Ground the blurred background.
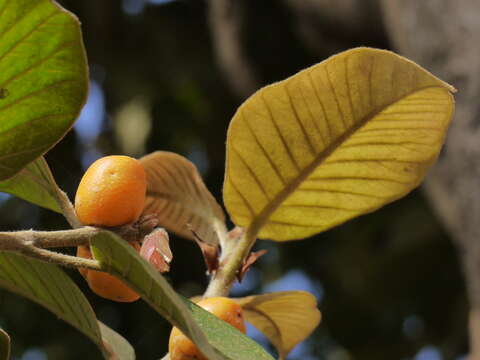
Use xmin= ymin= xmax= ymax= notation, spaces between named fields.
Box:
xmin=0 ymin=0 xmax=476 ymax=359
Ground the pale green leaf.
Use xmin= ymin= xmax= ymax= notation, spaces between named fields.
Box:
xmin=0 ymin=0 xmax=88 ymax=180
xmin=98 ymin=321 xmax=135 ymax=360
xmin=0 ymin=328 xmax=10 ymax=360
xmin=0 ymin=252 xmax=131 ymax=359
xmin=90 ymin=231 xmax=274 ymax=360
xmin=224 ymin=47 xmax=455 ymax=241
xmin=141 ymin=151 xmax=227 ymax=245
xmin=235 ymin=291 xmax=321 ymax=359
xmin=0 ymin=157 xmax=61 ymax=212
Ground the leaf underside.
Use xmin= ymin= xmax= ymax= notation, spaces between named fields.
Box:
xmin=224 ymin=47 xmax=455 ymax=241
xmin=0 ymin=0 xmax=88 ymax=180
xmin=0 ymin=251 xmax=128 ymax=359
xmin=0 ymin=156 xmax=61 ymax=212
xmin=98 ymin=321 xmax=135 ymax=360
xmin=235 ymin=291 xmax=321 ymax=358
xmin=141 ymin=151 xmax=226 ymax=245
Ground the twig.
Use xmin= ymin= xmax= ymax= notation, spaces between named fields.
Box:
xmin=45 ymin=162 xmax=82 ymax=229
xmin=204 ymin=228 xmax=256 ymax=297
xmin=0 ymin=227 xmax=102 ymax=271
xmin=0 ymin=227 xmax=100 ymax=248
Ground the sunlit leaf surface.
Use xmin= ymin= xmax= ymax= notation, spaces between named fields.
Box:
xmin=91 ymin=231 xmax=274 ymax=360
xmin=0 ymin=0 xmax=88 ymax=180
xmin=0 ymin=252 xmax=131 ymax=359
xmin=224 ymin=47 xmax=455 ymax=240
xmin=0 ymin=157 xmax=61 ymax=212
xmin=236 ymin=291 xmax=321 ymax=359
xmin=141 ymin=151 xmax=226 ymax=245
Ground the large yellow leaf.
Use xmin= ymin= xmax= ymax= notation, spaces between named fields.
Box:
xmin=141 ymin=151 xmax=227 ymax=245
xmin=235 ymin=291 xmax=321 ymax=359
xmin=224 ymin=47 xmax=455 ymax=241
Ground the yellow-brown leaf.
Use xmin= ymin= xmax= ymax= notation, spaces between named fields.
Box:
xmin=235 ymin=291 xmax=321 ymax=359
xmin=224 ymin=47 xmax=455 ymax=241
xmin=141 ymin=151 xmax=226 ymax=245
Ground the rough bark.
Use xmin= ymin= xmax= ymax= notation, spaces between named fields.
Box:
xmin=381 ymin=0 xmax=480 ymax=357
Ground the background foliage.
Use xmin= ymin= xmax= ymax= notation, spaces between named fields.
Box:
xmin=0 ymin=1 xmax=467 ymax=359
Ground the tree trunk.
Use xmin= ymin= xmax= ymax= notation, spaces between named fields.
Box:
xmin=381 ymin=0 xmax=480 ymax=357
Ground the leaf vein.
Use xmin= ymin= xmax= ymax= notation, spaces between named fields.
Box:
xmin=232 ymin=145 xmax=270 ymax=201
xmin=308 ymin=175 xmax=414 ymax=185
xmin=325 ymin=63 xmax=346 ymax=129
xmin=345 ymin=54 xmax=356 ymax=120
xmin=261 ymin=91 xmax=300 ymax=172
xmin=229 ymin=178 xmax=256 ymax=217
xmin=0 ymin=1 xmax=43 ymax=42
xmin=0 ymin=40 xmax=76 ymax=89
xmin=0 ymin=10 xmax=59 ymax=64
xmin=242 ymin=109 xmax=286 ymax=185
xmin=297 ymin=78 xmax=326 ymax=147
xmin=0 ymin=79 xmax=76 ymax=113
xmin=284 ymin=82 xmax=316 ymax=155
xmin=298 ymin=187 xmax=387 ymax=199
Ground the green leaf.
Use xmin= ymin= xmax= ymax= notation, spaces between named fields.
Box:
xmin=235 ymin=291 xmax=321 ymax=359
xmin=0 ymin=252 xmax=132 ymax=359
xmin=224 ymin=47 xmax=455 ymax=241
xmin=0 ymin=328 xmax=10 ymax=360
xmin=98 ymin=321 xmax=135 ymax=360
xmin=0 ymin=157 xmax=61 ymax=212
xmin=0 ymin=0 xmax=88 ymax=180
xmin=90 ymin=231 xmax=274 ymax=360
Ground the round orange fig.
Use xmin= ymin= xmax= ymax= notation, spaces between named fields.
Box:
xmin=75 ymin=155 xmax=147 ymax=227
xmin=76 ymin=242 xmax=141 ymax=303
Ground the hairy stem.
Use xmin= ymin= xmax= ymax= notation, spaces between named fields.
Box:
xmin=20 ymin=246 xmax=101 ymax=270
xmin=0 ymin=227 xmax=102 ymax=271
xmin=204 ymin=227 xmax=256 ymax=297
xmin=56 ymin=189 xmax=82 ymax=229
xmin=41 ymin=156 xmax=82 ymax=229
xmin=0 ymin=227 xmax=100 ymax=248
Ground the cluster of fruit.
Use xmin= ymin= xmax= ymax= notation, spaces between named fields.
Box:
xmin=74 ymin=155 xmax=246 ymax=359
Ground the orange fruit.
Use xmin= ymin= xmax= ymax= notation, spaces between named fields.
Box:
xmin=76 ymin=242 xmax=141 ymax=303
xmin=75 ymin=155 xmax=147 ymax=227
xmin=169 ymin=297 xmax=246 ymax=360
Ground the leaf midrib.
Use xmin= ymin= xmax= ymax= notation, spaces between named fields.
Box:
xmin=246 ymin=85 xmax=449 ymax=238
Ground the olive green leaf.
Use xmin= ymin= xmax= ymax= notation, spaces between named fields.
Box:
xmin=0 ymin=157 xmax=62 ymax=212
xmin=224 ymin=47 xmax=455 ymax=241
xmin=0 ymin=252 xmax=133 ymax=359
xmin=141 ymin=151 xmax=227 ymax=245
xmin=0 ymin=0 xmax=88 ymax=180
xmin=235 ymin=291 xmax=321 ymax=359
xmin=90 ymin=230 xmax=274 ymax=360
xmin=0 ymin=328 xmax=10 ymax=360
